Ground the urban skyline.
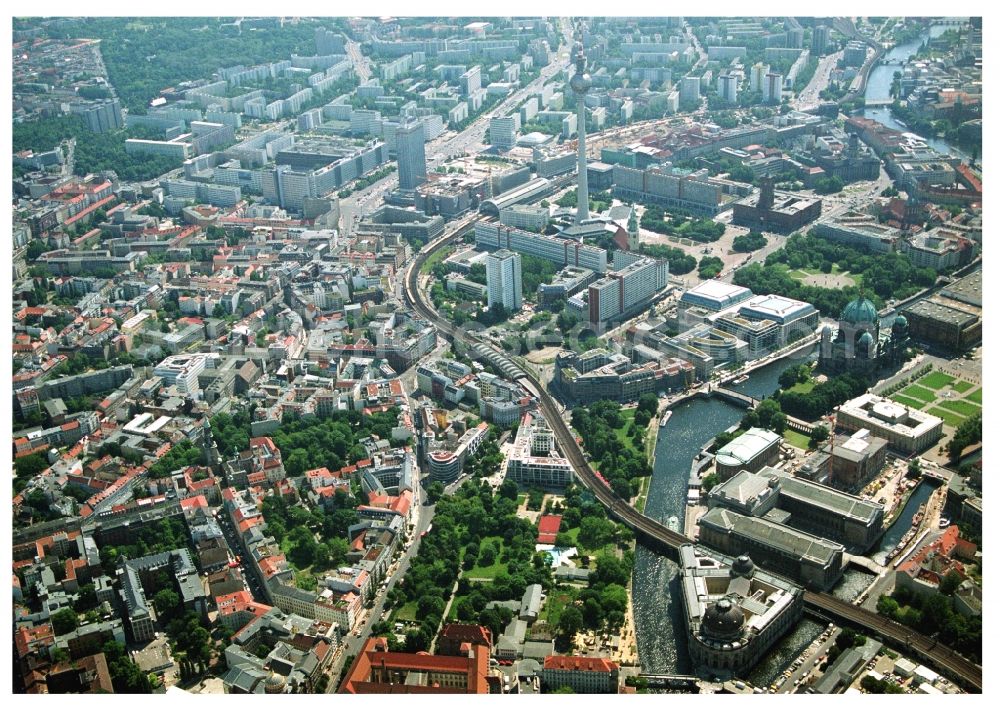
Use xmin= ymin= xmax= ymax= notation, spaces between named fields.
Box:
xmin=9 ymin=12 xmax=984 ymax=699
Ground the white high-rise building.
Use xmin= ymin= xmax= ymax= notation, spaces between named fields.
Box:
xmin=486 ymin=249 xmax=523 ymax=312
xmin=750 ymin=63 xmax=771 ymax=94
xmin=587 ymin=251 xmax=669 ymax=325
xmin=680 ymin=75 xmax=701 ymax=104
xmin=489 ymin=115 xmax=520 ymax=151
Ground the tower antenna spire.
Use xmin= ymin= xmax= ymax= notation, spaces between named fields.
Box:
xmin=569 ymin=21 xmax=592 ymax=225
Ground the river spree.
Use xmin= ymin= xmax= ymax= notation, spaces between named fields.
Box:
xmin=863 ymin=22 xmax=972 ymax=162
xmin=631 ymin=353 xmax=811 ymax=675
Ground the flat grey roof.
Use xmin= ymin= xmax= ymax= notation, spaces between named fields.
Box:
xmin=701 ymin=507 xmax=843 ymax=566
xmin=762 ymin=467 xmax=883 ymax=524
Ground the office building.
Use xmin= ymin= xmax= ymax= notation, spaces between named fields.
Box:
xmin=680 ymin=75 xmax=701 ymax=104
xmin=490 ymin=115 xmax=521 ymax=151
xmin=763 ymin=72 xmax=784 ymax=104
xmin=499 ymin=204 xmax=549 ymax=231
xmin=679 ymin=544 xmax=803 ymax=678
xmin=843 ymin=40 xmax=867 ymax=68
xmin=750 ymin=63 xmax=770 ymax=94
xmin=680 ymin=280 xmax=753 ymax=313
xmin=485 ymin=249 xmax=523 ymax=312
xmin=396 ymin=120 xmax=427 ymax=192
xmin=586 ymin=252 xmax=669 ymax=326
xmin=902 ymin=270 xmax=982 ymax=352
xmin=504 ymin=413 xmax=575 ymax=489
xmin=554 ymin=349 xmax=694 ymax=404
xmin=730 ymin=294 xmax=819 ymax=346
xmin=475 ymin=220 xmax=607 ymax=273
xmin=717 ymin=73 xmax=739 ymax=104
xmin=70 ymin=98 xmax=124 ymax=133
xmin=812 ymin=25 xmax=830 ymax=55
xmin=427 ymin=422 xmax=489 ymax=482
xmin=732 ymin=178 xmax=821 ymax=232
xmin=153 ymin=353 xmax=217 ymax=396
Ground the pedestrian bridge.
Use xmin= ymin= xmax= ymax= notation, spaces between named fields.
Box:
xmin=865 ymin=98 xmax=894 ymax=107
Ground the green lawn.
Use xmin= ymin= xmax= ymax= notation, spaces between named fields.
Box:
xmin=614 ymin=408 xmax=636 ymax=442
xmin=393 ymin=601 xmax=418 ymax=622
xmin=783 ymin=429 xmax=812 ymax=450
xmin=539 ymin=589 xmax=576 ymax=626
xmin=927 ymin=407 xmax=966 ymax=428
xmin=967 ymin=388 xmax=982 ymax=404
xmin=951 ymin=380 xmax=975 ymax=394
xmin=898 ymin=384 xmax=937 ymax=405
xmin=938 ymin=400 xmax=981 ymax=418
xmin=462 ymin=537 xmax=511 ymax=580
xmin=919 ymin=371 xmax=955 ymax=390
xmin=421 ymin=244 xmax=452 ymax=275
xmin=788 ymin=264 xmax=859 ymax=285
xmin=892 ymin=394 xmax=927 ymax=411
xmin=786 ymin=380 xmax=816 ymax=395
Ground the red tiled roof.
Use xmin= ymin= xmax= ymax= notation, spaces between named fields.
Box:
xmin=543 ymin=655 xmax=618 ymax=673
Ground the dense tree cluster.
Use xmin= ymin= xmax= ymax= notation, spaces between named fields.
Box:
xmin=947 ymin=412 xmax=982 ymax=461
xmin=102 ymin=638 xmax=155 ymax=693
xmin=731 ymin=231 xmax=767 ymax=254
xmin=635 ymin=244 xmax=697 ymax=275
xmin=383 ymin=479 xmax=548 ymax=652
xmin=571 ymin=401 xmax=651 ymax=499
xmin=148 ymin=440 xmax=205 ymax=479
xmin=698 ymin=255 xmax=724 ymax=279
xmin=735 ymin=261 xmax=856 ymax=318
xmin=259 ymin=495 xmax=351 ymax=572
xmin=98 ymin=516 xmax=189 ymax=568
xmin=768 ymin=233 xmax=940 ymax=303
xmin=740 ymin=398 xmax=787 ymax=434
xmin=877 ymin=586 xmax=981 ymax=662
xmin=42 ymin=18 xmax=324 ymax=111
xmin=13 ymin=115 xmax=182 ymax=181
xmin=640 ymin=206 xmax=726 ymax=243
xmin=777 ymin=371 xmax=869 ymax=421
xmin=555 ymin=189 xmax=614 ymax=213
xmin=813 ymin=175 xmax=846 ymax=195
xmin=15 ymin=453 xmax=49 ymax=479
xmin=211 ymin=407 xmax=399 ymax=476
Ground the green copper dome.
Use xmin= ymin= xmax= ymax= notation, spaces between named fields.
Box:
xmin=858 ymin=331 xmax=874 ymax=347
xmin=841 ymin=296 xmax=878 ymax=325
xmin=894 ymin=314 xmax=909 ymax=328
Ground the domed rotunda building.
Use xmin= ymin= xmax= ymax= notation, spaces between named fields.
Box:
xmin=819 ymin=293 xmax=909 ymax=376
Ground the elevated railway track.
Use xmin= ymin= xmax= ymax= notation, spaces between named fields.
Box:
xmin=402 ymin=217 xmax=982 ymax=693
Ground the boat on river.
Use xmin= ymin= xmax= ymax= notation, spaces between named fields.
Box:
xmin=660 ymin=410 xmax=673 ymax=427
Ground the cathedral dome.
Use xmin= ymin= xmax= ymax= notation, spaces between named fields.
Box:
xmin=701 ymin=598 xmax=745 ymax=641
xmin=841 ymin=297 xmax=878 ymax=325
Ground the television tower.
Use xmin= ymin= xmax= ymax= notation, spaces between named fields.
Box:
xmin=569 ymin=25 xmax=592 ymax=225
